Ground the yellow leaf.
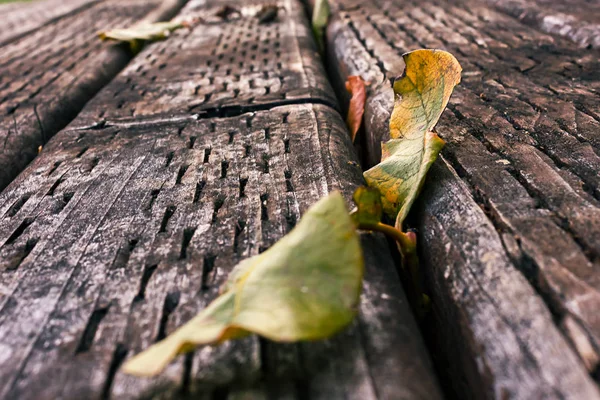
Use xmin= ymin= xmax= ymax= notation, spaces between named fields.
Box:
xmin=98 ymin=21 xmax=185 ymax=52
xmin=122 ymin=192 xmax=363 ymax=376
xmin=364 ymin=49 xmax=461 ymax=229
xmin=350 ymin=186 xmax=383 ymax=226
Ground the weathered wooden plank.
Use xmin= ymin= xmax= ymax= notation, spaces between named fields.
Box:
xmin=414 ymin=159 xmax=600 ymax=399
xmin=0 ymin=0 xmax=186 ymax=192
xmin=0 ymin=0 xmax=443 ymax=398
xmin=325 ymin=0 xmax=600 ymax=398
xmin=70 ymin=0 xmax=338 ymax=129
xmin=484 ymin=0 xmax=600 ymax=49
xmin=0 ymin=0 xmax=99 ymax=47
xmin=0 ymin=104 xmax=442 ymax=399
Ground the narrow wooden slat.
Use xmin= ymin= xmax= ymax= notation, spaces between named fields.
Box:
xmin=0 ymin=0 xmax=99 ymax=47
xmin=484 ymin=0 xmax=600 ymax=49
xmin=325 ymin=0 xmax=600 ymax=398
xmin=0 ymin=0 xmax=186 ymax=192
xmin=70 ymin=0 xmax=338 ymax=129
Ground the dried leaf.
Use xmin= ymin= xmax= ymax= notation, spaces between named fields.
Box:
xmin=312 ymin=0 xmax=329 ymax=52
xmin=98 ymin=21 xmax=185 ymax=51
xmin=215 ymin=5 xmax=240 ymax=20
xmin=345 ymin=76 xmax=367 ymax=142
xmin=123 ymin=192 xmax=363 ymax=377
xmin=351 ymin=186 xmax=383 ymax=226
xmin=364 ymin=49 xmax=461 ymax=229
xmin=257 ymin=4 xmax=279 ymax=24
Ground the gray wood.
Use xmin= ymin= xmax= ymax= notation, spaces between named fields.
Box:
xmin=0 ymin=0 xmax=99 ymax=47
xmin=484 ymin=0 xmax=600 ymax=49
xmin=0 ymin=0 xmax=187 ymax=192
xmin=0 ymin=106 xmax=442 ymax=400
xmin=70 ymin=0 xmax=338 ymax=129
xmin=0 ymin=0 xmax=443 ymax=398
xmin=325 ymin=0 xmax=600 ymax=398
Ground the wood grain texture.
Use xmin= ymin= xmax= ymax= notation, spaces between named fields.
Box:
xmin=0 ymin=0 xmax=99 ymax=47
xmin=0 ymin=0 xmax=186 ymax=192
xmin=70 ymin=0 xmax=338 ymax=129
xmin=484 ymin=0 xmax=600 ymax=49
xmin=0 ymin=0 xmax=443 ymax=398
xmin=0 ymin=105 xmax=441 ymax=400
xmin=324 ymin=0 xmax=600 ymax=398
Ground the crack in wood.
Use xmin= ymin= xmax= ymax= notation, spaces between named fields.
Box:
xmin=4 ymin=217 xmax=34 ymax=246
xmin=156 ymin=291 xmax=181 ymax=342
xmin=159 ymin=205 xmax=177 ymax=233
xmin=75 ymin=306 xmax=110 ymax=354
xmin=201 ymin=255 xmax=218 ymax=291
xmin=180 ymin=227 xmax=197 ymax=260
xmin=176 ymin=164 xmax=189 ymax=185
xmin=5 ymin=193 xmax=30 ymax=218
xmin=133 ymin=264 xmax=158 ymax=303
xmin=100 ymin=343 xmax=128 ymax=400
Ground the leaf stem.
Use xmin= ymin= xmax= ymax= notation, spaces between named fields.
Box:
xmin=356 ymin=222 xmax=413 ymax=252
xmin=357 ymin=221 xmax=428 ymax=318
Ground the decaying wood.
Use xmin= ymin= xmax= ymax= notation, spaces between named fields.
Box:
xmin=0 ymin=0 xmax=443 ymax=398
xmin=0 ymin=0 xmax=97 ymax=47
xmin=484 ymin=0 xmax=600 ymax=49
xmin=0 ymin=0 xmax=186 ymax=192
xmin=325 ymin=0 xmax=600 ymax=398
xmin=70 ymin=0 xmax=338 ymax=129
xmin=0 ymin=103 xmax=441 ymax=400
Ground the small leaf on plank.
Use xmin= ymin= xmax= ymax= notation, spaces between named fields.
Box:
xmin=98 ymin=21 xmax=186 ymax=51
xmin=364 ymin=49 xmax=462 ymax=229
xmin=122 ymin=192 xmax=363 ymax=377
xmin=345 ymin=76 xmax=367 ymax=143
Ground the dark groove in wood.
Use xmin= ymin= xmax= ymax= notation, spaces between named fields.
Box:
xmin=76 ymin=306 xmax=110 ymax=354
xmin=133 ymin=264 xmax=158 ymax=303
xmin=156 ymin=291 xmax=180 ymax=342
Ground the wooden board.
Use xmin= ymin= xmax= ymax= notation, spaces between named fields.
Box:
xmin=0 ymin=0 xmax=185 ymax=192
xmin=0 ymin=0 xmax=443 ymax=398
xmin=0 ymin=106 xmax=442 ymax=400
xmin=325 ymin=0 xmax=600 ymax=398
xmin=0 ymin=0 xmax=99 ymax=47
xmin=484 ymin=0 xmax=600 ymax=49
xmin=70 ymin=0 xmax=338 ymax=129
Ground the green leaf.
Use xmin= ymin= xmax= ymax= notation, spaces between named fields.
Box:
xmin=351 ymin=186 xmax=383 ymax=226
xmin=98 ymin=21 xmax=185 ymax=51
xmin=312 ymin=0 xmax=330 ymax=52
xmin=123 ymin=191 xmax=363 ymax=377
xmin=363 ymin=49 xmax=461 ymax=229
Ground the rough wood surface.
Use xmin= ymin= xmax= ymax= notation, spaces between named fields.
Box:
xmin=325 ymin=0 xmax=600 ymax=398
xmin=71 ymin=0 xmax=338 ymax=128
xmin=0 ymin=0 xmax=98 ymax=47
xmin=0 ymin=0 xmax=186 ymax=192
xmin=0 ymin=0 xmax=443 ymax=398
xmin=484 ymin=0 xmax=600 ymax=49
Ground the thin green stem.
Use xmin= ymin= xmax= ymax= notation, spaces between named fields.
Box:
xmin=358 ymin=222 xmax=410 ymax=244
xmin=357 ymin=222 xmax=414 ymax=252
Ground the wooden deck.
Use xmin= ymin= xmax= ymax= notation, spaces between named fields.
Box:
xmin=0 ymin=0 xmax=599 ymax=398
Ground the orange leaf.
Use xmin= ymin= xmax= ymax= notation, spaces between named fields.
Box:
xmin=345 ymin=76 xmax=366 ymax=143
